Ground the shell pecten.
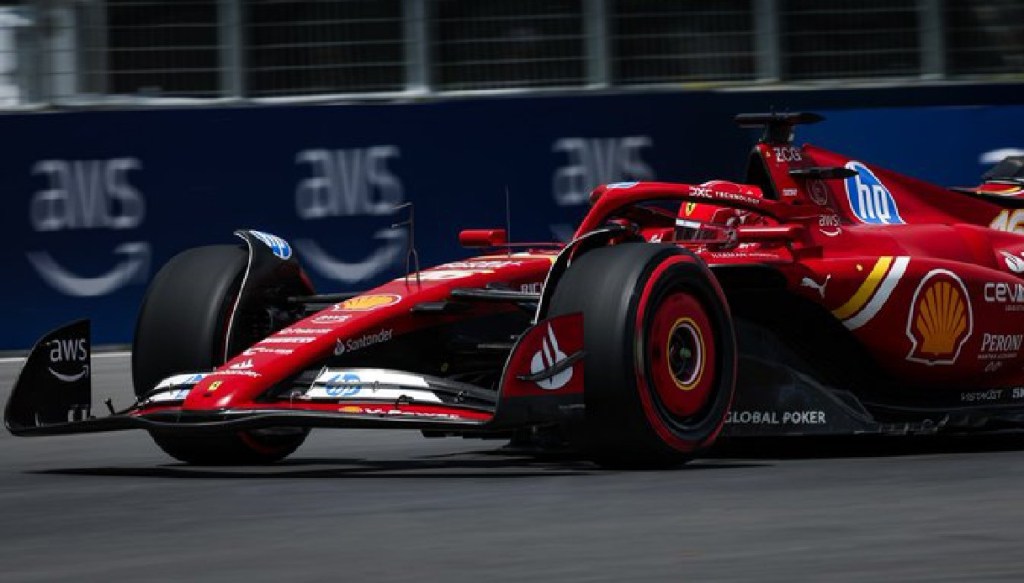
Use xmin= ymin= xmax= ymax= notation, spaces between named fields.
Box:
xmin=914 ymin=280 xmax=967 ymax=356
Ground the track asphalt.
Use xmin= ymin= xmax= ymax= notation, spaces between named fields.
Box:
xmin=3 ymin=356 xmax=1024 ymax=581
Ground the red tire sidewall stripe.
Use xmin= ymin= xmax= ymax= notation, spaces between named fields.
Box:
xmin=238 ymin=430 xmax=290 ymax=456
xmin=634 ymin=253 xmax=727 ymax=453
xmin=646 ymin=294 xmax=717 ymax=417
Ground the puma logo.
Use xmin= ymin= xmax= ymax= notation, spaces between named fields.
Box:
xmin=800 ymin=274 xmax=831 ymax=298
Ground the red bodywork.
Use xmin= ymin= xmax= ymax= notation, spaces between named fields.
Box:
xmin=11 ymin=113 xmax=1024 ymax=441
xmin=582 ymin=142 xmax=1024 ymax=390
xmin=141 ymin=134 xmax=1024 ymax=423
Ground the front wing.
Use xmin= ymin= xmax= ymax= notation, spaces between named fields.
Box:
xmin=5 ymin=317 xmax=586 ymax=438
xmin=12 ymin=318 xmax=1024 ymax=443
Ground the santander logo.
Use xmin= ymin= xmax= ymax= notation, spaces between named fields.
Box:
xmin=529 ymin=325 xmax=572 ymax=390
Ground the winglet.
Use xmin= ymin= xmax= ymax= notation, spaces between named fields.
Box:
xmin=5 ymin=320 xmax=92 ymax=434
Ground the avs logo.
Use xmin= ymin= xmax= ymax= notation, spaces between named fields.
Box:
xmin=249 ymin=231 xmax=292 ymax=260
xmin=27 ymin=158 xmax=150 ymax=297
xmin=550 ymin=136 xmax=654 ymax=241
xmin=906 ymin=269 xmax=972 ymax=365
xmin=46 ymin=337 xmax=89 ymax=382
xmin=530 ymin=325 xmax=572 ymax=390
xmin=293 ymin=146 xmax=407 ymax=284
xmin=844 ymin=161 xmax=904 ymax=225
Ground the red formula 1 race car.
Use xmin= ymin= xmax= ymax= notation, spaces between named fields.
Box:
xmin=9 ymin=112 xmax=1024 ymax=468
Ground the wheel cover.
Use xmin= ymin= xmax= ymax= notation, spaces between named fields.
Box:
xmin=646 ymin=292 xmax=716 ymax=418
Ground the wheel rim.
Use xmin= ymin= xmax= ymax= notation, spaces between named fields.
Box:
xmin=646 ymin=292 xmax=716 ymax=418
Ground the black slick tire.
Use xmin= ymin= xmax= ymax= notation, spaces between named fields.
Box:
xmin=548 ymin=243 xmax=736 ymax=468
xmin=132 ymin=245 xmax=307 ymax=465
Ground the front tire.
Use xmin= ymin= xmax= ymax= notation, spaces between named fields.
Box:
xmin=133 ymin=245 xmax=308 ymax=465
xmin=548 ymin=243 xmax=736 ymax=468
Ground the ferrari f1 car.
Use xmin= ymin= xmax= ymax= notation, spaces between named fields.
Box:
xmin=9 ymin=112 xmax=1024 ymax=467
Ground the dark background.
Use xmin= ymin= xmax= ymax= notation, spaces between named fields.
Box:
xmin=2 ymin=84 xmax=1023 ymax=349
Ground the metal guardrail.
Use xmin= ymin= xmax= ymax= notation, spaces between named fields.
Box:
xmin=0 ymin=0 xmax=1022 ymax=108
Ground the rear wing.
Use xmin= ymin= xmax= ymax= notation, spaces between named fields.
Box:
xmin=734 ymin=111 xmax=824 ymax=144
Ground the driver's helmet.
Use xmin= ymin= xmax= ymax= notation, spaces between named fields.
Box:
xmin=675 ymin=180 xmax=765 ymax=241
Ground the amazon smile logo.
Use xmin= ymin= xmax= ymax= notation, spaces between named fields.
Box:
xmin=27 ymin=158 xmax=150 ymax=297
xmin=46 ymin=337 xmax=90 ymax=383
xmin=295 ymin=229 xmax=405 ymax=284
xmin=293 ymin=146 xmax=407 ymax=283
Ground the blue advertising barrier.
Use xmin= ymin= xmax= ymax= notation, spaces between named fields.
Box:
xmin=1 ymin=90 xmax=1023 ymax=349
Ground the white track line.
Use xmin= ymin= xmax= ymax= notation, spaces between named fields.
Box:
xmin=0 ymin=351 xmax=130 ymax=364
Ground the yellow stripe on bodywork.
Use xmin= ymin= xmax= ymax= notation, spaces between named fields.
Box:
xmin=831 ymin=256 xmax=893 ymax=320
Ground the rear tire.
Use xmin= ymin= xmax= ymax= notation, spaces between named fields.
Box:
xmin=548 ymin=243 xmax=736 ymax=468
xmin=133 ymin=245 xmax=308 ymax=465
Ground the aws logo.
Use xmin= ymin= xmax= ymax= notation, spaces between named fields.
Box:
xmin=844 ymin=161 xmax=904 ymax=225
xmin=27 ymin=158 xmax=149 ymax=297
xmin=549 ymin=136 xmax=655 ymax=241
xmin=292 ymin=146 xmax=406 ymax=284
xmin=46 ymin=337 xmax=89 ymax=382
xmin=906 ymin=269 xmax=972 ymax=365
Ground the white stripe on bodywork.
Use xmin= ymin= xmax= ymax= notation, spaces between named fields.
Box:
xmin=843 ymin=256 xmax=910 ymax=330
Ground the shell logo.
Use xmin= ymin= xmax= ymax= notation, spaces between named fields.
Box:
xmin=906 ymin=269 xmax=973 ymax=365
xmin=335 ymin=294 xmax=401 ymax=312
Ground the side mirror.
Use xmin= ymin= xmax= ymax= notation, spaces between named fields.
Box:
xmin=458 ymin=229 xmax=507 ymax=248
